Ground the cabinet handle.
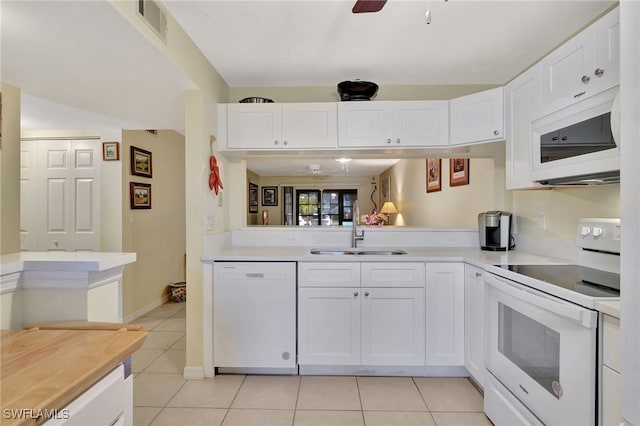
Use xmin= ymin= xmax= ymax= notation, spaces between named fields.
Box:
xmin=386 ymin=139 xmax=391 ymax=144
xmin=561 ymin=136 xmax=568 ymax=141
xmin=493 ymin=130 xmax=499 ymax=136
xmin=594 ymin=68 xmax=605 ymax=77
xmin=396 ymin=138 xmax=401 ymax=144
xmin=283 ymin=140 xmax=289 ymax=146
xmin=364 ymin=291 xmax=370 ymax=296
xmin=475 ymin=272 xmax=482 ymax=278
xmin=581 ymin=75 xmax=591 ymax=84
xmin=354 ymin=291 xmax=359 ymax=297
xmin=574 ymin=91 xmax=586 ymax=99
xmin=274 ymin=140 xmax=279 ymax=145
xmin=552 ymin=136 xmax=559 ymax=141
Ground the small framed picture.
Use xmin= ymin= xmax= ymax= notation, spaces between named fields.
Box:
xmin=426 ymin=158 xmax=442 ymax=193
xmin=262 ymin=186 xmax=278 ymax=206
xmin=249 ymin=182 xmax=259 ymax=213
xmin=450 ymin=158 xmax=470 ymax=186
xmin=102 ymin=142 xmax=119 ymax=161
xmin=131 ymin=146 xmax=152 ymax=178
xmin=130 ymin=182 xmax=152 ymax=209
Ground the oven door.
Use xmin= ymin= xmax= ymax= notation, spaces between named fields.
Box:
xmin=485 ymin=272 xmax=598 ymax=426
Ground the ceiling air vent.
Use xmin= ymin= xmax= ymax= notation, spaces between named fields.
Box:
xmin=138 ymin=0 xmax=167 ymax=43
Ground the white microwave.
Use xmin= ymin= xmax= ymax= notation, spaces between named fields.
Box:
xmin=531 ymin=86 xmax=620 ymax=185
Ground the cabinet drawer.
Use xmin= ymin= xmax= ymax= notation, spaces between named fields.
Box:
xmin=361 ymin=263 xmax=425 ymax=288
xmin=299 ymin=263 xmax=360 ymax=287
xmin=603 ymin=314 xmax=620 ymax=372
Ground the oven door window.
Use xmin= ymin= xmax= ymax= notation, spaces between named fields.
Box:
xmin=498 ymin=302 xmax=561 ymax=398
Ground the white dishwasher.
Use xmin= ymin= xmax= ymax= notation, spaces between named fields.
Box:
xmin=213 ymin=261 xmax=297 ymax=372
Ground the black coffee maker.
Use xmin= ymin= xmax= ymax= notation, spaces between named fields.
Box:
xmin=478 ymin=211 xmax=514 ymax=251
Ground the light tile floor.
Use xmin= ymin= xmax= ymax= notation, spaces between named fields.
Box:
xmin=131 ymin=303 xmax=491 ymax=426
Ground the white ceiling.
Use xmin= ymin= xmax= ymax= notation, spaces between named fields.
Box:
xmin=2 ymin=0 xmax=615 ymax=175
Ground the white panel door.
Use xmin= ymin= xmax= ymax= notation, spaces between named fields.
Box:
xmin=361 ymin=287 xmax=425 ymax=366
xmin=227 ymin=104 xmax=282 ymax=149
xmin=591 ymin=8 xmax=620 ymax=95
xmin=425 ymin=263 xmax=465 ymax=365
xmin=392 ymin=101 xmax=449 ymax=147
xmin=298 ymin=287 xmax=360 ymax=365
xmin=69 ymin=140 xmax=100 ymax=251
xmin=282 ymin=103 xmax=337 ymax=149
xmin=21 ymin=139 xmax=100 ymax=251
xmin=337 ymin=101 xmax=393 ymax=147
xmin=464 ymin=265 xmax=485 ymax=387
xmin=450 ymin=87 xmax=504 ymax=145
xmin=41 ymin=140 xmax=71 ymax=251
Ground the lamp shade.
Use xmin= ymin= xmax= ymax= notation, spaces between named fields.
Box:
xmin=380 ymin=201 xmax=398 ymax=214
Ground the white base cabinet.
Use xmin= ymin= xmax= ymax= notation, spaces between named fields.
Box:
xmin=464 ymin=264 xmax=485 ymax=387
xmin=425 ymin=263 xmax=465 ymax=366
xmin=298 ymin=262 xmax=425 ymax=367
xmin=601 ymin=314 xmax=621 ymax=426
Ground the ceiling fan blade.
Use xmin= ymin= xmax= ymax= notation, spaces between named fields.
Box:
xmin=352 ymin=0 xmax=387 ymax=13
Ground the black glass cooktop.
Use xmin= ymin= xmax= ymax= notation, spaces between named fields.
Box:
xmin=495 ymin=264 xmax=620 ymax=298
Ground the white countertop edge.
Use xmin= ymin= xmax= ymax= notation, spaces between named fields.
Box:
xmin=595 ymin=300 xmax=621 ymax=319
xmin=1 ymin=252 xmax=136 ymax=274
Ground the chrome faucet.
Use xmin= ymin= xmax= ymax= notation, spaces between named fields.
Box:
xmin=352 ymin=200 xmax=364 ymax=248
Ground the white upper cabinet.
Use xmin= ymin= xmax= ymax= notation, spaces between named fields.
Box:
xmin=449 ymin=87 xmax=504 ymax=145
xmin=338 ymin=101 xmax=449 ymax=147
xmin=505 ymin=65 xmax=543 ymax=190
xmin=224 ymin=103 xmax=337 ymax=150
xmin=539 ymin=7 xmax=619 ymax=113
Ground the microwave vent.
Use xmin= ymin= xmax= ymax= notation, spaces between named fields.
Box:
xmin=536 ymin=170 xmax=620 ymax=186
xmin=138 ymin=0 xmax=167 ymax=43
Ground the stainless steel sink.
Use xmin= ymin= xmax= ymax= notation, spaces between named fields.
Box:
xmin=310 ymin=248 xmax=407 ymax=256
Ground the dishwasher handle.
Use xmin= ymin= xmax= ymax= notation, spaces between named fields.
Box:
xmin=245 ymin=273 xmax=265 ymax=279
xmin=485 ymin=272 xmax=597 ymax=328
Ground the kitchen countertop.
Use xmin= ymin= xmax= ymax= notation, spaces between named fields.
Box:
xmin=0 ymin=326 xmax=147 ymax=426
xmin=203 ymin=245 xmax=568 ymax=266
xmin=1 ymin=251 xmax=136 ymax=275
xmin=595 ymin=300 xmax=621 ymax=319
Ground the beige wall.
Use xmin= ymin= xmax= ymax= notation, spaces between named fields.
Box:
xmin=121 ymin=130 xmax=186 ymax=316
xmin=1 ymin=82 xmax=21 ymax=254
xmin=381 ymin=158 xmax=496 ymax=228
xmin=512 ymin=185 xmax=620 ymax=240
xmin=230 ymin=84 xmax=499 ymax=103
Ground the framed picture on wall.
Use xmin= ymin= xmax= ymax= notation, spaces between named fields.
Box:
xmin=450 ymin=158 xmax=470 ymax=186
xmin=249 ymin=182 xmax=259 ymax=213
xmin=426 ymin=158 xmax=442 ymax=193
xmin=262 ymin=186 xmax=278 ymax=206
xmin=102 ymin=141 xmax=119 ymax=161
xmin=381 ymin=176 xmax=391 ymax=203
xmin=130 ymin=182 xmax=151 ymax=209
xmin=131 ymin=146 xmax=152 ymax=178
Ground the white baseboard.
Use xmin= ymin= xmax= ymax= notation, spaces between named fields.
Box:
xmin=183 ymin=366 xmax=205 ymax=380
xmin=123 ymin=295 xmax=169 ymax=323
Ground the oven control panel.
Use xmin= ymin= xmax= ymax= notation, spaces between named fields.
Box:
xmin=576 ymin=218 xmax=620 ymax=253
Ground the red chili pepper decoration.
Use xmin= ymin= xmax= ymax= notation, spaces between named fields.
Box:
xmin=208 ymin=155 xmax=223 ymax=195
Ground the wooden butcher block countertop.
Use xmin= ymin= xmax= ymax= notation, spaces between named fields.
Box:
xmin=1 ymin=323 xmax=147 ymax=426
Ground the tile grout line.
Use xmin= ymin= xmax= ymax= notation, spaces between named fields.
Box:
xmin=219 ymin=374 xmax=248 ymax=425
xmin=412 ymin=376 xmax=438 ymax=425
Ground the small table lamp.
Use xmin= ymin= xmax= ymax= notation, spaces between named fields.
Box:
xmin=380 ymin=201 xmax=399 ymax=225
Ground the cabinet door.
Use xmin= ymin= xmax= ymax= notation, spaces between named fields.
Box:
xmin=425 ymin=263 xmax=465 ymax=366
xmin=591 ymin=8 xmax=620 ymax=95
xmin=505 ymin=66 xmax=542 ymax=190
xmin=464 ymin=265 xmax=485 ymax=387
xmin=392 ymin=101 xmax=449 ymax=147
xmin=361 ymin=287 xmax=425 ymax=366
xmin=449 ymin=87 xmax=504 ymax=145
xmin=539 ymin=30 xmax=595 ymax=111
xmin=298 ymin=287 xmax=360 ymax=365
xmin=282 ymin=103 xmax=337 ymax=149
xmin=337 ymin=101 xmax=393 ymax=147
xmin=227 ymin=104 xmax=282 ymax=149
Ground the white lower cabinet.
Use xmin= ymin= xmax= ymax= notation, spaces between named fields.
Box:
xmin=425 ymin=263 xmax=465 ymax=366
xmin=601 ymin=314 xmax=621 ymax=426
xmin=464 ymin=264 xmax=485 ymax=387
xmin=298 ymin=262 xmax=425 ymax=367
